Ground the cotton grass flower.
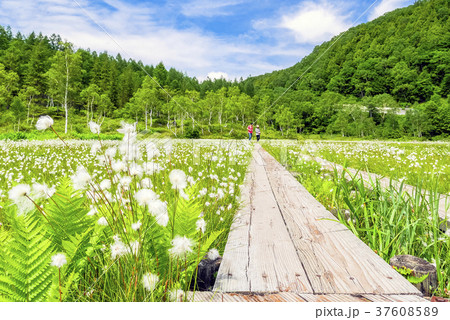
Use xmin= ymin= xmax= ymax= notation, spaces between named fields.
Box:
xmin=169 ymin=236 xmax=194 ymax=258
xmin=169 ymin=169 xmax=187 ymax=190
xmin=35 ymin=115 xmax=53 ymax=130
xmin=131 ymin=220 xmax=142 ymax=231
xmin=119 ymin=176 xmax=132 ymax=189
xmin=129 ymin=164 xmax=143 ymax=177
xmin=207 ymin=248 xmax=220 ymax=261
xmin=51 ymin=253 xmax=67 ymax=268
xmin=14 ymin=198 xmax=35 ymax=216
xmin=31 ymin=183 xmax=55 ymax=200
xmin=169 ymin=289 xmax=185 ymax=302
xmin=135 ymin=189 xmax=157 ymax=206
xmin=9 ymin=184 xmax=31 ymax=202
xmin=111 ymin=160 xmax=126 ymax=172
xmin=142 ymin=273 xmax=159 ymax=292
xmin=88 ymin=121 xmax=101 ymax=134
xmin=140 ymin=178 xmax=152 ymax=189
xmin=99 ymin=179 xmax=111 ymax=190
xmin=147 ymin=199 xmax=169 ymax=227
xmin=196 ymin=218 xmax=206 ymax=233
xmin=110 ymin=239 xmax=129 ymax=259
xmin=91 ymin=141 xmax=101 ymax=155
xmin=155 ymin=212 xmax=169 ymax=227
xmin=71 ymin=166 xmax=92 ymax=190
xmin=146 ymin=142 xmax=160 ymax=159
xmin=117 ymin=121 xmax=136 ymax=135
xmin=105 ymin=147 xmax=117 ymax=159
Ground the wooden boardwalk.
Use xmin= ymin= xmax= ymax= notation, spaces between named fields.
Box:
xmin=198 ymin=145 xmax=427 ymax=302
xmin=311 ymin=156 xmax=450 ymax=227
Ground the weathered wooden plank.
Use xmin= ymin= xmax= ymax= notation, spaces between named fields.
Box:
xmin=259 ymin=147 xmax=422 ymax=296
xmin=247 ymin=149 xmax=312 ymax=293
xmin=189 ymin=292 xmax=427 ymax=302
xmin=188 ymin=291 xmax=308 ymax=302
xmin=213 ymin=159 xmax=254 ymax=292
xmin=362 ymin=294 xmax=428 ymax=302
xmin=298 ymin=294 xmax=371 ymax=302
xmin=386 ymin=295 xmax=429 ymax=302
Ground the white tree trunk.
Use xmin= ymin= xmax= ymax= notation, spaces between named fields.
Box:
xmin=64 ymin=52 xmax=70 ymax=134
xmin=145 ymin=106 xmax=148 ymax=131
xmin=150 ymin=109 xmax=153 ymax=127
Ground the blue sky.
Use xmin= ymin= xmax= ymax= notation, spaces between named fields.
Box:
xmin=0 ymin=0 xmax=415 ymax=80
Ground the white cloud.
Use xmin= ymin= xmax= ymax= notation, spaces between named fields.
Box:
xmin=205 ymin=72 xmax=230 ymax=81
xmin=369 ymin=0 xmax=413 ymax=21
xmin=180 ymin=0 xmax=245 ymax=17
xmin=278 ymin=1 xmax=351 ymax=44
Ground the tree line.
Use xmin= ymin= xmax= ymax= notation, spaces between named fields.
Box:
xmin=0 ymin=0 xmax=449 ymax=139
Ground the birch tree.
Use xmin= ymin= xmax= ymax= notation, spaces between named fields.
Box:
xmin=46 ymin=42 xmax=82 ymax=133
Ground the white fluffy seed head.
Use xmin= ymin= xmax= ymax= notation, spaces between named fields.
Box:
xmin=71 ymin=166 xmax=92 ymax=190
xmin=88 ymin=121 xmax=101 ymax=134
xmin=169 ymin=289 xmax=184 ymax=302
xmin=131 ymin=220 xmax=142 ymax=231
xmin=91 ymin=142 xmax=101 ymax=155
xmin=111 ymin=161 xmax=126 ymax=172
xmin=155 ymin=212 xmax=169 ymax=227
xmin=140 ymin=178 xmax=152 ymax=189
xmin=169 ymin=236 xmax=194 ymax=258
xmin=51 ymin=253 xmax=67 ymax=268
xmin=100 ymin=179 xmax=111 ymax=190
xmin=35 ymin=115 xmax=54 ymax=130
xmin=135 ymin=189 xmax=157 ymax=206
xmin=207 ymin=248 xmax=220 ymax=261
xmin=31 ymin=183 xmax=55 ymax=200
xmin=105 ymin=147 xmax=117 ymax=159
xmin=142 ymin=273 xmax=159 ymax=292
xmin=110 ymin=240 xmax=129 ymax=260
xmin=9 ymin=184 xmax=31 ymax=202
xmin=169 ymin=169 xmax=187 ymax=190
xmin=117 ymin=121 xmax=136 ymax=135
xmin=196 ymin=218 xmax=206 ymax=233
xmin=129 ymin=164 xmax=143 ymax=177
xmin=148 ymin=199 xmax=167 ymax=217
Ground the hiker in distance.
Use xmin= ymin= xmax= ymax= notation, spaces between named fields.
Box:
xmin=255 ymin=125 xmax=261 ymax=141
xmin=247 ymin=123 xmax=253 ymax=140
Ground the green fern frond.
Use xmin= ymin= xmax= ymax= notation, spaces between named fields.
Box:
xmin=171 ymin=193 xmax=202 ymax=239
xmin=142 ymin=216 xmax=171 ymax=276
xmin=62 ymin=227 xmax=99 ymax=274
xmin=0 ymin=210 xmax=54 ymax=302
xmin=45 ymin=177 xmax=92 ymax=251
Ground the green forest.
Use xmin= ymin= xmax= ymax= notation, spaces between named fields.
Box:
xmin=0 ymin=0 xmax=449 ymax=139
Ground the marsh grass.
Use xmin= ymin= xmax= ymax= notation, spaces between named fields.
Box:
xmin=265 ymin=142 xmax=450 ymax=297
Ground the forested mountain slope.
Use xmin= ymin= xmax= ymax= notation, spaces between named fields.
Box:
xmin=252 ymin=0 xmax=449 ymax=103
xmin=247 ymin=0 xmax=449 ymax=138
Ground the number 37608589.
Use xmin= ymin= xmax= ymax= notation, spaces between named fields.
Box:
xmin=376 ymin=306 xmax=438 ymax=317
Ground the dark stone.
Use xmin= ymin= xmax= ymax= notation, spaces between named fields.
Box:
xmin=191 ymin=257 xmax=222 ymax=291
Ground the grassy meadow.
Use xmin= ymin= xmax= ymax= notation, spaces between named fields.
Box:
xmin=0 ymin=119 xmax=253 ymax=301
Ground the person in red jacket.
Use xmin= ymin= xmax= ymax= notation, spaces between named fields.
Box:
xmin=247 ymin=123 xmax=253 ymax=140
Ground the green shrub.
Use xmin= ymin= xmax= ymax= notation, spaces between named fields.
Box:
xmin=184 ymin=127 xmax=200 ymax=139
